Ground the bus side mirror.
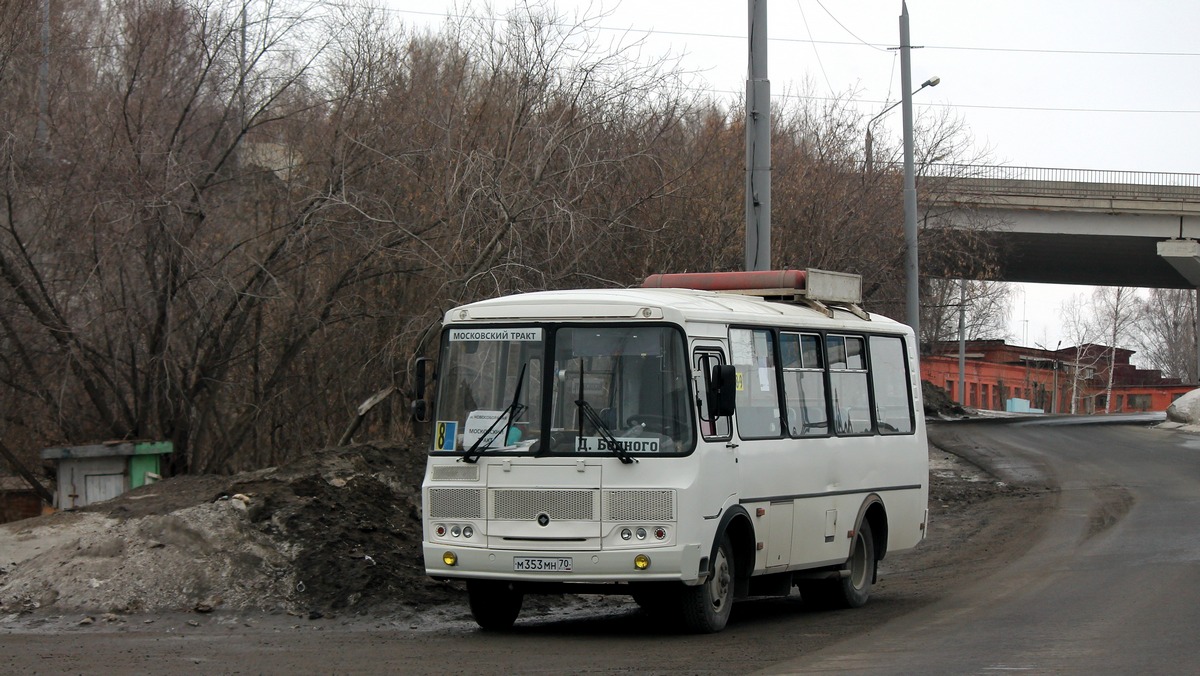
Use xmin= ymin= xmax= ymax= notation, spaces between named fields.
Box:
xmin=708 ymin=365 xmax=737 ymax=417
xmin=411 ymin=357 xmax=433 ymax=423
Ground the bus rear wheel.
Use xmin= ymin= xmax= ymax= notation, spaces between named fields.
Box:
xmin=466 ymin=580 xmax=523 ymax=631
xmin=801 ymin=519 xmax=875 ymax=609
xmin=680 ymin=533 xmax=734 ymax=633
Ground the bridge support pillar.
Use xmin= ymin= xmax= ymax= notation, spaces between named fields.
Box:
xmin=1158 ymin=239 xmax=1200 ymax=286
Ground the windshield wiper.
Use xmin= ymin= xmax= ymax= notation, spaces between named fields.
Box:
xmin=575 ymin=399 xmax=636 ymax=464
xmin=463 ymin=363 xmax=527 ymax=464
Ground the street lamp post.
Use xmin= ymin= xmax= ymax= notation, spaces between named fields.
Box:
xmin=864 ymin=75 xmax=939 ymax=171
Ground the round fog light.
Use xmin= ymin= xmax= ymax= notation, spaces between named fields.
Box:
xmin=621 ymin=528 xmax=632 ymax=540
xmin=633 ymin=554 xmax=651 ymax=570
xmin=442 ymin=551 xmax=458 ymax=566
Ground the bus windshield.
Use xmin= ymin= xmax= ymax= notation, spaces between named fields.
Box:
xmin=431 ymin=324 xmax=695 ymax=457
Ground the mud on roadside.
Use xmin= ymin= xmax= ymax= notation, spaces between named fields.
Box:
xmin=1 ymin=426 xmax=1051 ymax=630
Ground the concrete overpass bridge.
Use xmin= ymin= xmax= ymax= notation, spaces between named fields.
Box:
xmin=923 ymin=165 xmax=1200 ymax=288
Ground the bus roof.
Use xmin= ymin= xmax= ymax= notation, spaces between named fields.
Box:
xmin=444 ymin=287 xmax=911 ymax=336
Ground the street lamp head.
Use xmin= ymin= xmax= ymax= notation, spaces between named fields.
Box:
xmin=921 ymin=76 xmax=941 ymax=88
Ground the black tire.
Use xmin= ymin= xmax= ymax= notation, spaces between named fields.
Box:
xmin=466 ymin=580 xmax=523 ymax=631
xmin=631 ymin=584 xmax=677 ymax=617
xmin=680 ymin=533 xmax=735 ymax=633
xmin=839 ymin=519 xmax=876 ymax=607
xmin=800 ymin=519 xmax=876 ymax=610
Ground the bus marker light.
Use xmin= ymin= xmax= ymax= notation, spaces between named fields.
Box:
xmin=435 ymin=524 xmax=446 ymax=537
xmin=442 ymin=551 xmax=458 ymax=566
xmin=634 ymin=555 xmax=651 ymax=570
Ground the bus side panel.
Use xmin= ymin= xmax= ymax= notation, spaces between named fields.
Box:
xmin=736 ymin=429 xmax=928 ymax=574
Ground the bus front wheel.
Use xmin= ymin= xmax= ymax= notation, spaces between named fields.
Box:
xmin=466 ymin=580 xmax=523 ymax=631
xmin=680 ymin=533 xmax=734 ymax=633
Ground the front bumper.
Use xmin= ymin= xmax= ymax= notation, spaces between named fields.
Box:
xmin=423 ymin=542 xmax=704 ymax=584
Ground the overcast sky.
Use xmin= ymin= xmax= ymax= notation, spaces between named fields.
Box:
xmin=385 ymin=0 xmax=1200 ymax=350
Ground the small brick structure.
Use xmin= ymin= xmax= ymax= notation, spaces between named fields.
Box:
xmin=0 ymin=476 xmax=45 ymax=523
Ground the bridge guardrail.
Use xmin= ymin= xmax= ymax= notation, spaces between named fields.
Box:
xmin=923 ymin=164 xmax=1200 ymax=202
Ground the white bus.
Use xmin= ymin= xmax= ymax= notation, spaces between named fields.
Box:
xmin=418 ymin=269 xmax=928 ymax=633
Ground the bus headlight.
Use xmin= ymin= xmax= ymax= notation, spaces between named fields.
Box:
xmin=621 ymin=528 xmax=632 ymax=540
xmin=634 ymin=554 xmax=651 ymax=570
xmin=442 ymin=551 xmax=458 ymax=566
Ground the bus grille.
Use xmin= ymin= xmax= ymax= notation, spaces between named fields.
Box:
xmin=430 ymin=465 xmax=480 ymax=481
xmin=492 ymin=489 xmax=594 ymax=521
xmin=604 ymin=490 xmax=676 ymax=521
xmin=428 ymin=488 xmax=484 ymax=519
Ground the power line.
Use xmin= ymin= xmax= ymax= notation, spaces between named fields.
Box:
xmin=795 ymin=0 xmax=834 ymax=95
xmin=814 ymin=0 xmax=890 ymax=53
xmin=696 ymin=88 xmax=1200 ymax=115
xmin=378 ymin=5 xmax=1200 ymax=58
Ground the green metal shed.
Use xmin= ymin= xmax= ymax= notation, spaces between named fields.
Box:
xmin=40 ymin=441 xmax=173 ymax=509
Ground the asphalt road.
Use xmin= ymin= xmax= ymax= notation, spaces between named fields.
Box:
xmin=4 ymin=417 xmax=1196 ymax=674
xmin=764 ymin=417 xmax=1200 ymax=674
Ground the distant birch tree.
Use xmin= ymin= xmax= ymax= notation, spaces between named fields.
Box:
xmin=1060 ymin=293 xmax=1104 ymax=414
xmin=1092 ymin=287 xmax=1142 ymax=413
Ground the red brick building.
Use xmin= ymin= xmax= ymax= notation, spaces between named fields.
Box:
xmin=922 ymin=340 xmax=1194 ymax=414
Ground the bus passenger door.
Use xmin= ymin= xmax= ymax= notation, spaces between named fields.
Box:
xmin=692 ymin=344 xmax=739 ymax=516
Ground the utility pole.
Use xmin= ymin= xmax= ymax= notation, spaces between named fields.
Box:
xmin=745 ymin=0 xmax=771 ymax=271
xmin=900 ymin=1 xmax=921 ymax=340
xmin=957 ymin=280 xmax=966 ymax=405
xmin=37 ymin=0 xmax=50 ymax=145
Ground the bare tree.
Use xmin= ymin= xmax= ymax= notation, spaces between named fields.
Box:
xmin=0 ymin=0 xmax=350 ymax=472
xmin=923 ymin=278 xmax=1012 ymax=347
xmin=0 ymin=1 xmax=1003 ymax=475
xmin=1059 ymin=292 xmax=1105 ymax=414
xmin=1133 ymin=288 xmax=1197 ymax=382
xmin=1092 ymin=287 xmax=1142 ymax=413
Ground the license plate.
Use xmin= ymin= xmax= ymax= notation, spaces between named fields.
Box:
xmin=513 ymin=556 xmax=573 ymax=572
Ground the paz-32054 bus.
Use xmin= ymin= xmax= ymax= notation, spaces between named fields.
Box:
xmin=417 ymin=269 xmax=928 ymax=633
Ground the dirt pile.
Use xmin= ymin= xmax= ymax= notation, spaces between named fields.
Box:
xmin=0 ymin=442 xmax=462 ymax=618
xmin=2 ymin=429 xmax=1011 ymax=622
xmin=923 ymin=380 xmax=967 ymax=417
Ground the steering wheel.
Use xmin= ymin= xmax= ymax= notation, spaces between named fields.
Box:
xmin=625 ymin=414 xmax=675 ymax=435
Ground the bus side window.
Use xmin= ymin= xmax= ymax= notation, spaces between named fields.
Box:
xmin=730 ymin=328 xmax=781 ymax=439
xmin=781 ymin=332 xmax=828 ymax=437
xmin=828 ymin=334 xmax=871 ymax=435
xmin=869 ymin=335 xmax=914 ymax=434
xmin=694 ymin=350 xmax=732 ymax=440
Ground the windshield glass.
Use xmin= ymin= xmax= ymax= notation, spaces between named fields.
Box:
xmin=432 ymin=328 xmax=544 ymax=454
xmin=430 ymin=324 xmax=694 ymax=457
